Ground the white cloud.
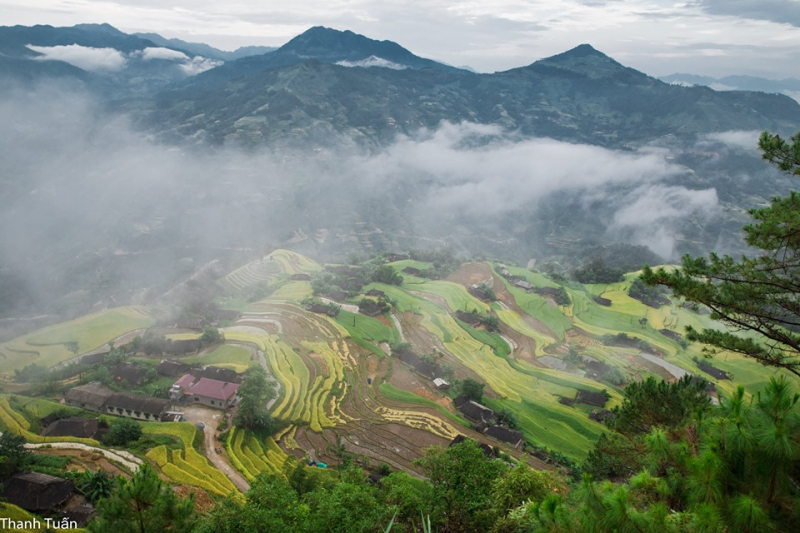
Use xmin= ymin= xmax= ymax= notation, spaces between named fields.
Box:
xmin=139 ymin=47 xmax=189 ymax=61
xmin=133 ymin=47 xmax=222 ymax=75
xmin=179 ymin=56 xmax=223 ymax=75
xmin=27 ymin=44 xmax=127 ymax=72
xmin=336 ymin=56 xmax=408 ymax=70
xmin=700 ymin=130 xmax=761 ymax=152
xmin=608 ymin=185 xmax=719 ymax=257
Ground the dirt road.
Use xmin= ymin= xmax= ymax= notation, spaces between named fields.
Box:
xmin=180 ymin=405 xmax=250 ymax=493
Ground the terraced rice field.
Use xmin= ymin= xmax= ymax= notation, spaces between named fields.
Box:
xmin=225 ymin=427 xmax=289 ymax=480
xmin=142 ymin=422 xmax=239 ymax=497
xmin=16 ymin=250 xmax=788 ymax=476
xmin=0 ymin=307 xmax=154 ymax=373
xmin=218 ymin=258 xmax=282 ymax=293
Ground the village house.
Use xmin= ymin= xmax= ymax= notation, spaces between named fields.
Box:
xmin=467 ymin=284 xmax=491 ymax=301
xmin=289 ymin=273 xmax=312 ymax=281
xmin=433 ymin=378 xmax=450 ymax=390
xmin=3 ymin=472 xmax=73 ymax=513
xmin=156 ymin=359 xmax=191 ymax=378
xmin=358 ymin=300 xmax=385 ymax=317
xmin=484 ymin=425 xmax=525 ymax=448
xmin=512 ymin=279 xmax=534 ymax=291
xmin=196 ymin=365 xmax=240 ymax=383
xmin=109 ymin=364 xmax=147 ymax=387
xmin=64 ymin=383 xmax=113 ymax=412
xmin=186 ymin=377 xmax=240 ymax=409
xmin=42 ymin=417 xmax=104 ymax=440
xmin=575 ymin=389 xmax=609 ymax=408
xmin=79 ymin=351 xmax=108 ymax=365
xmin=454 ymin=396 xmax=495 ymax=423
xmin=455 ymin=310 xmax=482 ymax=326
xmin=170 ymin=373 xmax=196 ymax=400
xmin=365 ymin=289 xmax=385 ymax=297
xmin=104 ymin=393 xmax=171 ymax=422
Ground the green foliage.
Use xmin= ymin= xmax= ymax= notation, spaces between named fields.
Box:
xmin=458 ymin=378 xmax=485 ymax=403
xmin=88 ymin=463 xmax=197 ymax=533
xmin=609 ymin=375 xmax=710 ymax=436
xmin=759 ymin=130 xmax=800 ymax=175
xmin=103 ymin=418 xmax=143 ymax=446
xmin=0 ymin=433 xmax=29 ymax=479
xmin=235 ymin=366 xmax=277 ymax=433
xmin=572 ymin=377 xmax=800 ymax=532
xmin=200 ymin=325 xmax=224 ymax=344
xmin=628 ymin=278 xmax=670 ymax=308
xmin=643 ymin=131 xmax=800 ymax=377
xmin=572 ymin=258 xmax=625 ymax=284
xmin=371 ymin=265 xmax=404 ymax=286
xmin=79 ymin=469 xmax=116 ymax=503
xmin=492 ymin=465 xmax=560 ymax=512
xmin=414 ymin=439 xmax=508 ymax=533
xmin=106 ymin=343 xmax=129 ymax=366
xmin=480 ymin=283 xmax=497 ymax=302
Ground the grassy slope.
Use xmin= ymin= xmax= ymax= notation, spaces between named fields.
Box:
xmin=0 ymin=307 xmax=154 ymax=373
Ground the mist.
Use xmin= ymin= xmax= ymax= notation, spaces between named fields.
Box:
xmin=0 ymin=82 xmax=773 ymax=319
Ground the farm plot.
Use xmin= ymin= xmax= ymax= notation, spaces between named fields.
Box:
xmin=225 ymin=426 xmax=289 ymax=480
xmin=270 ymin=280 xmax=313 ymax=301
xmin=495 ymin=277 xmax=571 ymax=340
xmin=217 ymin=258 xmax=282 ymax=294
xmin=391 ymin=295 xmax=608 ymax=459
xmin=142 ymin=422 xmax=238 ymax=497
xmin=410 ymin=280 xmax=490 ymax=314
xmin=334 ymin=310 xmax=399 ymax=357
xmin=495 ymin=308 xmax=557 ymax=356
xmin=0 ymin=307 xmax=154 ymax=373
xmin=0 ymin=396 xmax=99 ymax=446
xmin=269 ymin=249 xmax=323 ymax=275
xmin=184 ymin=344 xmax=254 ymax=372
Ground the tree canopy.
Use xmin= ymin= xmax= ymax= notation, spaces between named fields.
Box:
xmin=642 ymin=131 xmax=800 ymax=377
xmin=234 ymin=366 xmax=278 ymax=433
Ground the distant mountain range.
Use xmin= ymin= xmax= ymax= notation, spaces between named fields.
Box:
xmin=660 ymin=73 xmax=800 ymax=102
xmin=1 ymin=23 xmax=798 ymax=147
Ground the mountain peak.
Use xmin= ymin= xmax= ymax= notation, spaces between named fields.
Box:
xmin=546 ymin=44 xmax=612 ymax=62
xmin=72 ymin=23 xmax=125 ymax=37
xmin=279 ymin=26 xmax=406 ymax=59
xmin=275 ymin=26 xmax=462 ymax=72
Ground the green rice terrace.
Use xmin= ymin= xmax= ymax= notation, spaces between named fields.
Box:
xmin=0 ymin=249 xmax=789 ymax=504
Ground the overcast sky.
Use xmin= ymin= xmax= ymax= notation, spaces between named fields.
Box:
xmin=3 ymin=0 xmax=800 ymax=78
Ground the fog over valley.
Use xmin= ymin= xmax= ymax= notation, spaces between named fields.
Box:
xmin=1 ymin=77 xmax=791 ymax=324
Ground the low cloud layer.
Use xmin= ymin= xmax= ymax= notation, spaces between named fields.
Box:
xmin=28 ymin=44 xmax=127 ymax=71
xmin=0 ymin=83 xmax=747 ymax=314
xmin=27 ymin=44 xmax=221 ymax=76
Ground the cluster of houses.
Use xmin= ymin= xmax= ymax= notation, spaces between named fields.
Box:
xmin=63 ymin=361 xmax=243 ymax=422
xmin=65 ymin=383 xmax=177 ymax=422
xmin=453 ymin=396 xmax=525 ymax=449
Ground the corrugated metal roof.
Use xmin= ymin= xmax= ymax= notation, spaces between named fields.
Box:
xmin=187 ymin=377 xmax=239 ymax=401
xmin=174 ymin=373 xmax=196 ymax=389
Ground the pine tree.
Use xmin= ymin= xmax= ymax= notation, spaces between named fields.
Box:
xmin=88 ymin=464 xmax=196 ymax=533
xmin=642 ymin=131 xmax=800 ymax=376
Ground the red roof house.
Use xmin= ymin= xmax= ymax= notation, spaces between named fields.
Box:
xmin=187 ymin=378 xmax=240 ymax=409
